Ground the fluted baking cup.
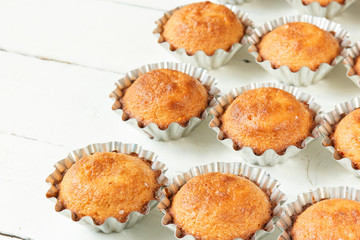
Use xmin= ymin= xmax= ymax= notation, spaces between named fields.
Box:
xmin=217 ymin=0 xmax=252 ymax=5
xmin=46 ymin=141 xmax=169 ymax=233
xmin=344 ymin=41 xmax=360 ymax=88
xmin=319 ymin=97 xmax=360 ymax=177
xmin=154 ymin=4 xmax=253 ymax=70
xmin=110 ymin=62 xmax=220 ymax=141
xmin=209 ymin=82 xmax=322 ymax=166
xmin=247 ymin=15 xmax=351 ymax=87
xmin=276 ymin=186 xmax=360 ymax=240
xmin=158 ymin=162 xmax=287 ymax=240
xmin=286 ymin=0 xmax=357 ymax=18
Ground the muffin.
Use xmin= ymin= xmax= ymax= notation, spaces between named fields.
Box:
xmin=220 ymin=87 xmax=315 ymax=155
xmin=58 ymin=152 xmax=161 ymax=224
xmin=291 ymin=199 xmax=360 ymax=239
xmin=169 ymin=172 xmax=272 ymax=240
xmin=302 ymin=0 xmax=345 ymax=6
xmin=162 ymin=1 xmax=245 ymax=56
xmin=332 ymin=108 xmax=360 ymax=169
xmin=121 ymin=69 xmax=209 ymax=130
xmin=257 ymin=22 xmax=340 ymax=72
xmin=354 ymin=56 xmax=360 ymax=76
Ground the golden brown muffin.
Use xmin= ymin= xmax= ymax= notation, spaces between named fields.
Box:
xmin=162 ymin=1 xmax=245 ymax=56
xmin=121 ymin=69 xmax=209 ymax=129
xmin=58 ymin=152 xmax=161 ymax=224
xmin=169 ymin=172 xmax=272 ymax=240
xmin=291 ymin=199 xmax=360 ymax=240
xmin=221 ymin=87 xmax=315 ymax=155
xmin=333 ymin=108 xmax=360 ymax=169
xmin=354 ymin=56 xmax=360 ymax=76
xmin=302 ymin=0 xmax=345 ymax=7
xmin=257 ymin=22 xmax=340 ymax=72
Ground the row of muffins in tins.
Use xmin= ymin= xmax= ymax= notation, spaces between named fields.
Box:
xmin=110 ymin=61 xmax=360 ymax=175
xmin=219 ymin=0 xmax=357 ymax=19
xmin=46 ymin=143 xmax=360 ymax=239
xmin=154 ymin=1 xmax=360 ymax=87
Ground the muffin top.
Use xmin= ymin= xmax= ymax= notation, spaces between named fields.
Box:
xmin=302 ymin=0 xmax=345 ymax=7
xmin=58 ymin=152 xmax=160 ymax=224
xmin=257 ymin=22 xmax=340 ymax=72
xmin=354 ymin=56 xmax=360 ymax=76
xmin=169 ymin=172 xmax=272 ymax=240
xmin=162 ymin=1 xmax=245 ymax=56
xmin=221 ymin=87 xmax=315 ymax=155
xmin=333 ymin=108 xmax=360 ymax=169
xmin=291 ymin=199 xmax=360 ymax=240
xmin=121 ymin=69 xmax=209 ymax=129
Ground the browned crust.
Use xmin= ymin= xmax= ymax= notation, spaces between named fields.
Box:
xmin=218 ymin=88 xmax=316 ymax=155
xmin=119 ymin=69 xmax=213 ymax=130
xmin=165 ymin=173 xmax=276 ymax=240
xmin=46 ymin=151 xmax=164 ymax=225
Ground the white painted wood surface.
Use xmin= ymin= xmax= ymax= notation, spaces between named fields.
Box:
xmin=0 ymin=0 xmax=359 ymax=239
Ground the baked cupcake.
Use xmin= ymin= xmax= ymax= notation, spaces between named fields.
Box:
xmin=162 ymin=2 xmax=244 ymax=56
xmin=257 ymin=22 xmax=340 ymax=72
xmin=154 ymin=2 xmax=253 ymax=69
xmin=319 ymin=97 xmax=360 ymax=177
xmin=221 ymin=87 xmax=315 ymax=155
xmin=247 ymin=15 xmax=350 ymax=86
xmin=355 ymin=56 xmax=360 ymax=75
xmin=110 ymin=62 xmax=219 ymax=141
xmin=46 ymin=142 xmax=168 ymax=233
xmin=159 ymin=162 xmax=287 ymax=240
xmin=291 ymin=199 xmax=360 ymax=239
xmin=344 ymin=42 xmax=360 ymax=88
xmin=217 ymin=0 xmax=251 ymax=5
xmin=210 ymin=83 xmax=321 ymax=166
xmin=276 ymin=187 xmax=360 ymax=240
xmin=121 ymin=69 xmax=209 ymax=130
xmin=332 ymin=108 xmax=360 ymax=169
xmin=303 ymin=0 xmax=344 ymax=6
xmin=286 ymin=0 xmax=356 ymax=18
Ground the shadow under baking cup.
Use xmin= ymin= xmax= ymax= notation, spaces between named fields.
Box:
xmin=153 ymin=4 xmax=254 ymax=70
xmin=319 ymin=96 xmax=360 ymax=177
xmin=209 ymin=82 xmax=322 ymax=166
xmin=286 ymin=0 xmax=357 ymax=19
xmin=46 ymin=141 xmax=169 ymax=233
xmin=158 ymin=161 xmax=287 ymax=240
xmin=343 ymin=41 xmax=360 ymax=88
xmin=276 ymin=186 xmax=360 ymax=240
xmin=247 ymin=15 xmax=351 ymax=87
xmin=110 ymin=62 xmax=220 ymax=141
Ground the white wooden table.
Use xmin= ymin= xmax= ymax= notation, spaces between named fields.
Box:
xmin=0 ymin=0 xmax=359 ymax=239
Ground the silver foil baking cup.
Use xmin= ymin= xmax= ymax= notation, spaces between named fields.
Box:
xmin=209 ymin=82 xmax=322 ymax=166
xmin=217 ymin=0 xmax=252 ymax=5
xmin=343 ymin=41 xmax=360 ymax=88
xmin=286 ymin=0 xmax=357 ymax=19
xmin=46 ymin=141 xmax=169 ymax=233
xmin=158 ymin=162 xmax=287 ymax=240
xmin=318 ymin=97 xmax=360 ymax=177
xmin=247 ymin=15 xmax=351 ymax=87
xmin=276 ymin=186 xmax=360 ymax=240
xmin=110 ymin=62 xmax=220 ymax=141
xmin=154 ymin=4 xmax=253 ymax=70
